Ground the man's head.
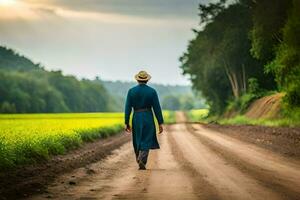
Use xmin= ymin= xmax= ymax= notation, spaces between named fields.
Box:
xmin=135 ymin=71 xmax=151 ymax=84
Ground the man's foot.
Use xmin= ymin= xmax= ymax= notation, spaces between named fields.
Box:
xmin=139 ymin=166 xmax=146 ymax=170
xmin=138 ymin=161 xmax=146 ymax=170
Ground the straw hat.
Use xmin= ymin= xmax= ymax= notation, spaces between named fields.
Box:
xmin=135 ymin=71 xmax=151 ymax=81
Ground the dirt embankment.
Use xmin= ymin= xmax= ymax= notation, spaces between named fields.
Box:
xmin=245 ymin=93 xmax=285 ymax=119
xmin=223 ymin=93 xmax=285 ymax=119
xmin=0 ymin=133 xmax=130 ymax=200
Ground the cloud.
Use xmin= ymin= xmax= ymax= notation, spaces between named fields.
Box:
xmin=3 ymin=0 xmax=203 ymax=25
xmin=0 ymin=0 xmax=214 ymax=85
xmin=34 ymin=7 xmax=57 ymax=15
xmin=0 ymin=3 xmax=147 ymax=25
xmin=21 ymin=0 xmax=209 ymax=19
xmin=0 ymin=1 xmax=56 ymax=20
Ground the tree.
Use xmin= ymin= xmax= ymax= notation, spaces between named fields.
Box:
xmin=249 ymin=0 xmax=292 ymax=63
xmin=80 ymin=80 xmax=110 ymax=112
xmin=181 ymin=3 xmax=249 ymax=113
xmin=267 ymin=0 xmax=300 ymax=107
xmin=0 ymin=46 xmax=114 ymax=113
xmin=181 ymin=1 xmax=277 ymax=114
xmin=48 ymin=71 xmax=84 ymax=112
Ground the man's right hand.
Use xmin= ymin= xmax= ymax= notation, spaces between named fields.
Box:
xmin=125 ymin=124 xmax=131 ymax=133
xmin=159 ymin=124 xmax=163 ymax=134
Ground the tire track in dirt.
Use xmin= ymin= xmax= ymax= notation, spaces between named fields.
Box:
xmin=169 ymin=123 xmax=282 ymax=200
xmin=189 ymin=123 xmax=300 ymax=199
xmin=142 ymin=128 xmax=198 ymax=200
xmin=166 ymin=126 xmax=221 ymax=200
xmin=28 ymin=129 xmax=202 ymax=200
xmin=111 ymin=127 xmax=200 ymax=200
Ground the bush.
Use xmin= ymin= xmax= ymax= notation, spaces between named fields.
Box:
xmin=285 ymin=83 xmax=300 ymax=107
xmin=248 ymin=78 xmax=260 ymax=95
xmin=226 ymin=93 xmax=257 ymax=114
xmin=187 ymin=109 xmax=209 ymax=122
xmin=239 ymin=93 xmax=258 ymax=113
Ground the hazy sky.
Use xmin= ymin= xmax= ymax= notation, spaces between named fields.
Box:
xmin=0 ymin=0 xmax=211 ymax=85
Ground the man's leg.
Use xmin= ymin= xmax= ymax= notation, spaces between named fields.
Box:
xmin=137 ymin=150 xmax=149 ymax=170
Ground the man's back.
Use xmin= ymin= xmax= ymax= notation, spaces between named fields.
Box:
xmin=125 ymin=83 xmax=163 ymax=125
xmin=127 ymin=84 xmax=156 ymax=110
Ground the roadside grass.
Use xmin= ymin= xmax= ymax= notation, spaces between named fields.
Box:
xmin=186 ymin=109 xmax=300 ymax=127
xmin=186 ymin=109 xmax=209 ymax=122
xmin=220 ymin=115 xmax=300 ymax=127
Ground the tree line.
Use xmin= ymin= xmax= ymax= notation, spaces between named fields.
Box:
xmin=100 ymin=80 xmax=207 ymax=111
xmin=0 ymin=46 xmax=205 ymax=113
xmin=180 ymin=0 xmax=300 ymax=115
xmin=0 ymin=47 xmax=114 ymax=113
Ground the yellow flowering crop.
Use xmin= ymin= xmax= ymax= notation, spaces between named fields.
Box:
xmin=0 ymin=113 xmax=124 ymax=169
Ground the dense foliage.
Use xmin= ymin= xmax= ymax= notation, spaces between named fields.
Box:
xmin=268 ymin=0 xmax=300 ymax=109
xmin=0 ymin=46 xmax=115 ymax=113
xmin=181 ymin=0 xmax=300 ymax=115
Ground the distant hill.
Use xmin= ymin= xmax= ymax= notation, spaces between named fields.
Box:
xmin=0 ymin=46 xmax=113 ymax=113
xmin=99 ymin=80 xmax=206 ymax=111
xmin=0 ymin=47 xmax=41 ymax=72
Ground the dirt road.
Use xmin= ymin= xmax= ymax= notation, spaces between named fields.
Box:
xmin=28 ymin=113 xmax=300 ymax=200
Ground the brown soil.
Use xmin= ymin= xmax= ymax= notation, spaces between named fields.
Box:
xmin=201 ymin=123 xmax=300 ymax=158
xmin=1 ymin=112 xmax=300 ymax=200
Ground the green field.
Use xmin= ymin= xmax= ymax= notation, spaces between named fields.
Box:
xmin=0 ymin=111 xmax=175 ymax=170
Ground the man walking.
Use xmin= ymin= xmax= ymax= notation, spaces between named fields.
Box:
xmin=125 ymin=71 xmax=164 ymax=170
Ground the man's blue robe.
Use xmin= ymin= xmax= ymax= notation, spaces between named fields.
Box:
xmin=125 ymin=84 xmax=164 ymax=157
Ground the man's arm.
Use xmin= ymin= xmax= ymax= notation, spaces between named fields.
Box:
xmin=124 ymin=90 xmax=132 ymax=132
xmin=152 ymin=91 xmax=164 ymax=133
